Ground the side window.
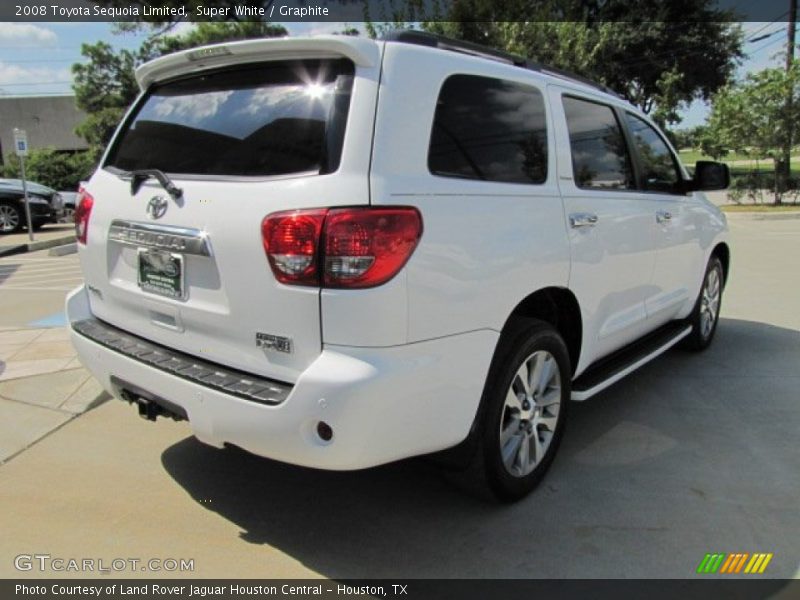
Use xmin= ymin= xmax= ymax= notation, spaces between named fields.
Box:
xmin=624 ymin=113 xmax=682 ymax=193
xmin=562 ymin=96 xmax=633 ymax=190
xmin=428 ymin=74 xmax=547 ymax=184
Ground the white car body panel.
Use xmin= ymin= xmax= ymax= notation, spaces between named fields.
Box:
xmin=68 ymin=35 xmax=731 ymax=470
xmin=79 ymin=53 xmax=381 ymax=383
xmin=368 ymin=43 xmax=570 ymax=344
xmin=69 ymin=286 xmax=496 ymax=468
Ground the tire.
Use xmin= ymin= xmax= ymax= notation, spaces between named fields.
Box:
xmin=459 ymin=319 xmax=571 ymax=502
xmin=682 ymin=256 xmax=724 ymax=351
xmin=0 ymin=201 xmax=23 ymax=234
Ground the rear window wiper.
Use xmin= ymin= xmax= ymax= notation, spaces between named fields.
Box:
xmin=127 ymin=169 xmax=183 ymax=201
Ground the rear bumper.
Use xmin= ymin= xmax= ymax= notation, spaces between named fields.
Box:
xmin=67 ymin=285 xmax=497 ymax=470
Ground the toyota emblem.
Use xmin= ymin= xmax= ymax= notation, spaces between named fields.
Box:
xmin=146 ymin=196 xmax=169 ymax=220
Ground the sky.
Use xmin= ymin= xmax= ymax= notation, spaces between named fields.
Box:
xmin=0 ymin=20 xmax=792 ymax=130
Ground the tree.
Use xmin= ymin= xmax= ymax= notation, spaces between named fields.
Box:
xmin=701 ymin=64 xmax=800 ymax=204
xmin=669 ymin=126 xmax=705 ymax=151
xmin=421 ymin=1 xmax=743 ymax=126
xmin=72 ymin=22 xmax=287 ymax=152
xmin=72 ymin=41 xmax=144 ymax=151
xmin=2 ymin=148 xmax=95 ymax=191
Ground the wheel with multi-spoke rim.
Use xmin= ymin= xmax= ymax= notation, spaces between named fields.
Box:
xmin=464 ymin=319 xmax=570 ymax=501
xmin=499 ymin=349 xmax=562 ymax=478
xmin=0 ymin=202 xmax=23 ymax=234
xmin=683 ymin=256 xmax=724 ymax=351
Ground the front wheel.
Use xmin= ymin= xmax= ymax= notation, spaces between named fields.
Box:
xmin=683 ymin=256 xmax=724 ymax=351
xmin=465 ymin=320 xmax=571 ymax=502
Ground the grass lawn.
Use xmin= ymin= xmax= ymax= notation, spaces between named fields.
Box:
xmin=678 ymin=149 xmax=800 ymax=171
xmin=678 ymin=149 xmax=750 ymax=164
xmin=721 ymin=203 xmax=800 ymax=212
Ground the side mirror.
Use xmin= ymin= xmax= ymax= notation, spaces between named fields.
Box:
xmin=689 ymin=161 xmax=730 ymax=191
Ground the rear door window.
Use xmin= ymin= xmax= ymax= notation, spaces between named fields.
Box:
xmin=428 ymin=74 xmax=548 ymax=184
xmin=562 ymin=96 xmax=634 ymax=190
xmin=105 ymin=59 xmax=354 ymax=178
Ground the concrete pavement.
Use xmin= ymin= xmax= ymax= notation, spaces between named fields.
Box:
xmin=0 ymin=217 xmax=798 ymax=580
xmin=0 ymin=326 xmax=108 ymax=463
xmin=0 ymin=246 xmax=107 ymax=464
xmin=0 ymin=251 xmax=83 ymax=327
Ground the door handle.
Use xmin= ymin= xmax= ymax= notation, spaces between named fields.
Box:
xmin=569 ymin=212 xmax=598 ymax=228
xmin=656 ymin=210 xmax=673 ymax=224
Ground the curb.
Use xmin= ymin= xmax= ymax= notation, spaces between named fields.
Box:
xmin=722 ymin=210 xmax=800 ymax=221
xmin=48 ymin=242 xmax=78 ymax=256
xmin=0 ymin=235 xmax=76 ymax=258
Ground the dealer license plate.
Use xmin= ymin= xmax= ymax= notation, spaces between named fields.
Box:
xmin=137 ymin=248 xmax=184 ymax=299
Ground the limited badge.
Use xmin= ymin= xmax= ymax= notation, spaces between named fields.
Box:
xmin=256 ymin=333 xmax=293 ymax=354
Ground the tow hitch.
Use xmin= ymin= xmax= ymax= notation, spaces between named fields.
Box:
xmin=112 ymin=376 xmax=187 ymax=422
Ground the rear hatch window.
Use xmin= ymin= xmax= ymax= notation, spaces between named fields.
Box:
xmin=105 ymin=59 xmax=354 ymax=178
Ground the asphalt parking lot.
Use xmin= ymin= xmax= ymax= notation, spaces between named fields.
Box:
xmin=0 ymin=215 xmax=798 ymax=580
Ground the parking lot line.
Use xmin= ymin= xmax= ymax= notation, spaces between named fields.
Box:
xmin=27 ymin=312 xmax=68 ymax=328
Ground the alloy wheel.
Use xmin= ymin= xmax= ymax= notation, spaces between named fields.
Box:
xmin=0 ymin=204 xmax=20 ymax=232
xmin=499 ymin=350 xmax=562 ymax=477
xmin=700 ymin=266 xmax=721 ymax=339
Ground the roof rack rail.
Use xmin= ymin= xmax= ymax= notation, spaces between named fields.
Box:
xmin=381 ymin=30 xmax=622 ymax=99
xmin=382 ymin=30 xmax=528 ymax=67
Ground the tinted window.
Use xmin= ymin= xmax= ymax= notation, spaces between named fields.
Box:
xmin=563 ymin=96 xmax=633 ymax=190
xmin=428 ymin=75 xmax=547 ymax=184
xmin=106 ymin=59 xmax=354 ymax=177
xmin=625 ymin=113 xmax=682 ymax=192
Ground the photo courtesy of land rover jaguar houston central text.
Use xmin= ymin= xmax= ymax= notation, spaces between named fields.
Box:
xmin=67 ymin=32 xmax=731 ymax=501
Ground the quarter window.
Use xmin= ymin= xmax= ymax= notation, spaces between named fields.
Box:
xmin=624 ymin=113 xmax=682 ymax=193
xmin=562 ymin=96 xmax=633 ymax=190
xmin=428 ymin=75 xmax=548 ymax=184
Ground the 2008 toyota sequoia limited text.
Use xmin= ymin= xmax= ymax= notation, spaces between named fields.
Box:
xmin=68 ymin=32 xmax=731 ymax=500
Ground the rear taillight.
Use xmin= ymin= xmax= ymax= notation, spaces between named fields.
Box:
xmin=261 ymin=207 xmax=422 ymax=289
xmin=74 ymin=188 xmax=94 ymax=245
xmin=323 ymin=208 xmax=422 ymax=288
xmin=261 ymin=209 xmax=327 ymax=286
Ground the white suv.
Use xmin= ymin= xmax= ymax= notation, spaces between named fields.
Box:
xmin=68 ymin=32 xmax=730 ymax=500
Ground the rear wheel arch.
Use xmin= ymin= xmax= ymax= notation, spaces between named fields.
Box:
xmin=501 ymin=287 xmax=582 ymax=377
xmin=432 ymin=287 xmax=582 ymax=470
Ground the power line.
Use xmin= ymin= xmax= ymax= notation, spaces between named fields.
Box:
xmin=0 ymin=59 xmax=84 ymax=64
xmin=0 ymin=81 xmax=72 ymax=86
xmin=746 ymin=11 xmax=791 ymax=41
xmin=605 ymin=23 xmax=773 ymax=69
xmin=0 ymin=92 xmax=74 ymax=97
xmin=0 ymin=46 xmax=78 ymax=50
xmin=749 ymin=32 xmax=789 ymax=56
xmin=749 ymin=28 xmax=785 ymax=43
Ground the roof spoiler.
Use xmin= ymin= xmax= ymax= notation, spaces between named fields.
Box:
xmin=135 ymin=36 xmax=380 ymax=89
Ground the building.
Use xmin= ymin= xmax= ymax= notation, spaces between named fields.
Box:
xmin=0 ymin=95 xmax=88 ymax=164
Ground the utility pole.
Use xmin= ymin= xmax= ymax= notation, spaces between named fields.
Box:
xmin=781 ymin=0 xmax=797 ymax=204
xmin=787 ymin=0 xmax=797 ymax=74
